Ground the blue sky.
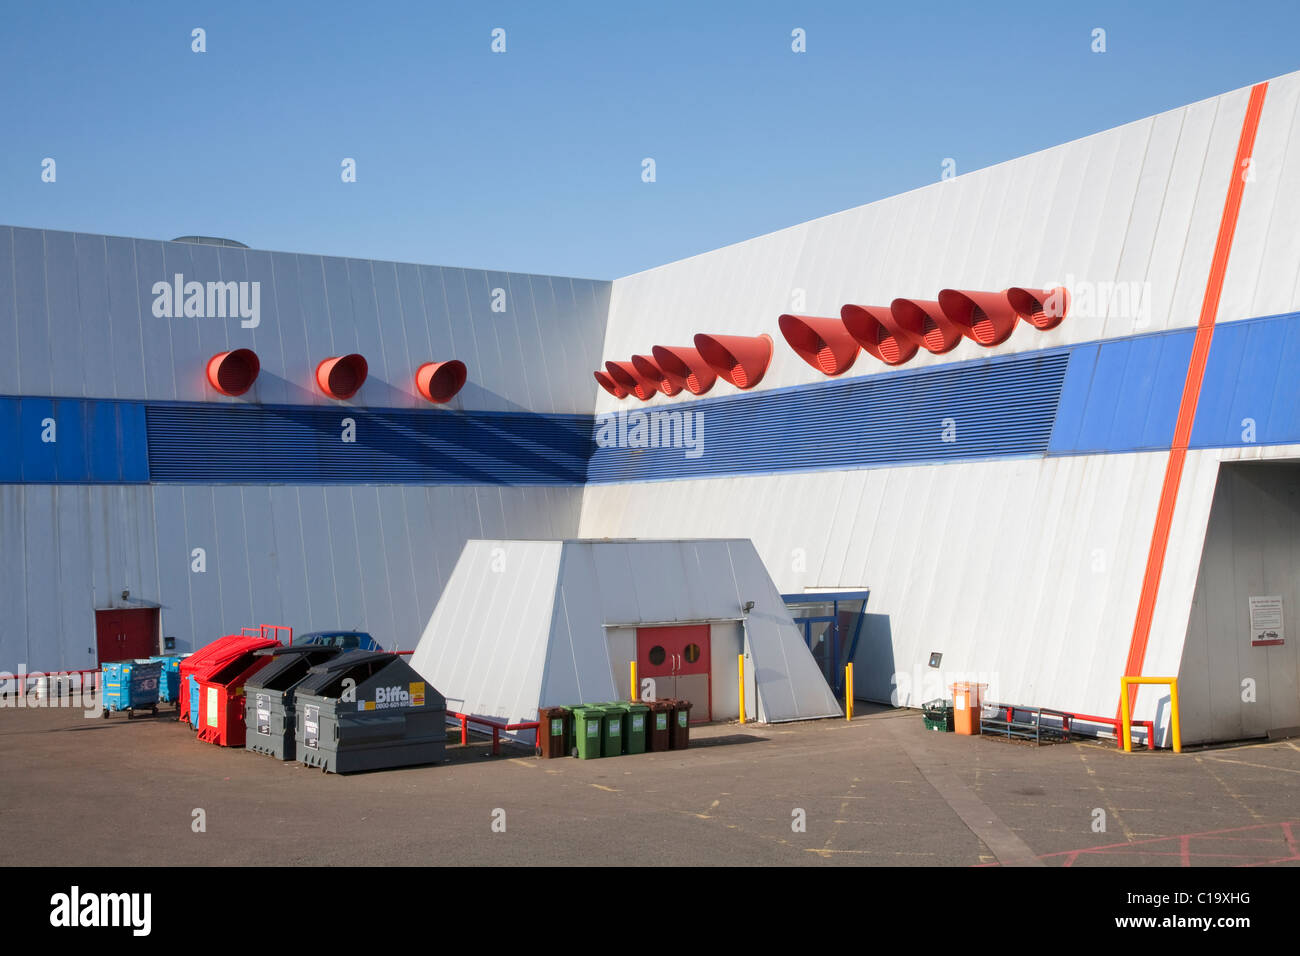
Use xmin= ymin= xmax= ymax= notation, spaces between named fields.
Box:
xmin=2 ymin=1 xmax=1298 ymax=279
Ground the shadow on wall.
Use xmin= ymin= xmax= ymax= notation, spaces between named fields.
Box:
xmin=1154 ymin=694 xmax=1174 ymax=749
xmin=148 ymin=391 xmax=595 ymax=482
xmin=851 ymin=613 xmax=897 ymax=705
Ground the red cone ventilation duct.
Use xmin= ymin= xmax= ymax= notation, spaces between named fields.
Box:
xmin=606 ymin=360 xmax=657 ymax=401
xmin=315 ymin=353 xmax=368 ymax=400
xmin=651 ymin=345 xmax=717 ymax=396
xmin=1007 ymin=286 xmax=1071 ymax=331
xmin=938 ymin=289 xmax=1020 ymax=347
xmin=778 ymin=314 xmax=860 ymax=376
xmin=693 ymin=333 xmax=774 ymax=390
xmin=840 ymin=304 xmax=918 ymax=366
xmin=415 ymin=360 xmax=467 ymax=404
xmin=890 ymin=298 xmax=963 ymax=354
xmin=594 ymin=370 xmax=628 ymax=399
xmin=631 ymin=354 xmax=682 ymax=396
xmin=206 ymin=348 xmax=260 ymax=396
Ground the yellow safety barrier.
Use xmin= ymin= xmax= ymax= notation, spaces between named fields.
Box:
xmin=629 ymin=661 xmax=638 ymax=702
xmin=1119 ymin=676 xmax=1181 ymax=753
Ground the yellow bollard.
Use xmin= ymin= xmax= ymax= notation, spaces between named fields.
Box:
xmin=1169 ymin=678 xmax=1182 ymax=754
xmin=629 ymin=660 xmax=638 ymax=702
xmin=845 ymin=663 xmax=854 ymax=720
xmin=1119 ymin=675 xmax=1182 ymax=753
xmin=738 ymin=654 xmax=746 ymax=724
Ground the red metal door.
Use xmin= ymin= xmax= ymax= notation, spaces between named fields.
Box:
xmin=635 ymin=624 xmax=711 ymax=722
xmin=94 ymin=609 xmax=158 ymax=664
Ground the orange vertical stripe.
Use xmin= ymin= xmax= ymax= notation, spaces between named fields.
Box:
xmin=1119 ymin=81 xmax=1269 ymax=720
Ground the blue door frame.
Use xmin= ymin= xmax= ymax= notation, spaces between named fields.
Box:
xmin=781 ymin=591 xmax=869 ymax=697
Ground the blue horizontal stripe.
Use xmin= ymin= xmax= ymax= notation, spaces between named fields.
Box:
xmin=145 ymin=403 xmax=593 ymax=485
xmin=0 ymin=397 xmax=149 ymax=483
xmin=3 ymin=310 xmax=1300 ymax=487
xmin=587 ymin=351 xmax=1070 ymax=482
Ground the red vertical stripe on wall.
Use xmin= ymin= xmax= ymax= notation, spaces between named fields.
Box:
xmin=1119 ymin=82 xmax=1269 ymax=721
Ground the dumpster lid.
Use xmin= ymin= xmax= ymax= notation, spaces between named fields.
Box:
xmin=294 ymin=649 xmax=443 ymax=708
xmin=183 ymin=636 xmax=279 ymax=679
xmin=303 ymin=649 xmax=394 ymax=674
xmin=255 ymin=644 xmax=344 ymax=659
xmin=246 ymin=645 xmax=345 ymax=691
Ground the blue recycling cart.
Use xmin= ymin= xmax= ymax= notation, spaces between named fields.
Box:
xmin=188 ymin=674 xmax=202 ymax=729
xmin=101 ymin=660 xmax=162 ymax=719
xmin=149 ymin=655 xmax=185 ymax=705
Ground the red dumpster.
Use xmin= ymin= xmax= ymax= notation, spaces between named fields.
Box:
xmin=179 ymin=635 xmax=255 ymax=722
xmin=196 ymin=648 xmax=278 ymax=747
xmin=179 ymin=634 xmax=279 ymax=726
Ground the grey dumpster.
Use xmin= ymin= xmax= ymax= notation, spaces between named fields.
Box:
xmin=293 ymin=650 xmax=447 ymax=773
xmin=244 ymin=645 xmax=344 ymax=760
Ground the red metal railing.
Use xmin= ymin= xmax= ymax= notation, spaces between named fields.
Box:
xmin=1067 ymin=710 xmax=1156 ymax=750
xmin=991 ymin=704 xmax=1154 ymax=750
xmin=258 ymin=624 xmax=292 ymax=644
xmin=448 ymin=711 xmax=541 ymax=756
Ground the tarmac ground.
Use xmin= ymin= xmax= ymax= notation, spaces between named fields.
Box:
xmin=2 ymin=697 xmax=1298 ymax=866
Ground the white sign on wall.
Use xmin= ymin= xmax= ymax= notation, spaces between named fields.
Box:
xmin=1248 ymin=595 xmax=1284 ymax=647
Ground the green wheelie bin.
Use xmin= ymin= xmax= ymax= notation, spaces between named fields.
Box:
xmin=612 ymin=701 xmax=649 ymax=755
xmin=571 ymin=705 xmax=607 ymax=759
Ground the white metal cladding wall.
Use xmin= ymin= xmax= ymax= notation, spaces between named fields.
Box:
xmin=1178 ymin=462 xmax=1300 ymax=744
xmin=409 ymin=540 xmax=567 ymax=722
xmin=553 ymin=539 xmax=840 ymax=722
xmin=1218 ymin=72 xmax=1300 ymax=326
xmin=0 ymin=227 xmax=612 ymax=415
xmin=578 ymin=454 xmax=1204 ymax=729
xmin=594 ymin=76 xmax=1282 ymax=413
xmin=0 ymin=484 xmax=583 ymax=671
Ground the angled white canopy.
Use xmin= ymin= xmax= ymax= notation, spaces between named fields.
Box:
xmin=410 ymin=538 xmax=842 ymax=725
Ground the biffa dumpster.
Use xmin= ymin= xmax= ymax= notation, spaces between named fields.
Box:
xmin=100 ymin=660 xmax=162 ymax=719
xmin=245 ymin=645 xmax=343 ymax=760
xmin=293 ymin=651 xmax=446 ymax=773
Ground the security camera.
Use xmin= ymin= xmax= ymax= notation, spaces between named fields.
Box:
xmin=742 ymin=600 xmax=755 ymax=613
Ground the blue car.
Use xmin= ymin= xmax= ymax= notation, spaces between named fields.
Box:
xmin=293 ymin=630 xmax=383 ymax=652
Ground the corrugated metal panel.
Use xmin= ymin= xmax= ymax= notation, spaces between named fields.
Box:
xmin=1177 ymin=462 xmax=1300 ymax=743
xmin=1047 ymin=331 xmax=1194 ymax=454
xmin=410 ymin=540 xmax=565 ymax=722
xmin=1191 ymin=311 xmax=1300 ymax=448
xmin=595 ymin=79 xmax=1269 ymax=416
xmin=1220 ymin=72 xmax=1300 ymax=324
xmin=578 ymin=454 xmax=1175 ymax=725
xmin=410 ymin=539 xmax=839 ymax=726
xmin=0 ymin=397 xmax=148 ymax=483
xmin=0 ymin=226 xmax=610 ymax=414
xmin=589 ymin=351 xmax=1068 ymax=482
xmin=146 ymin=402 xmax=592 ymax=484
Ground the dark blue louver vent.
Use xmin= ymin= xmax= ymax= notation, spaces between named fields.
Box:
xmin=146 ymin=403 xmax=594 ymax=485
xmin=586 ymin=351 xmax=1070 ymax=483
